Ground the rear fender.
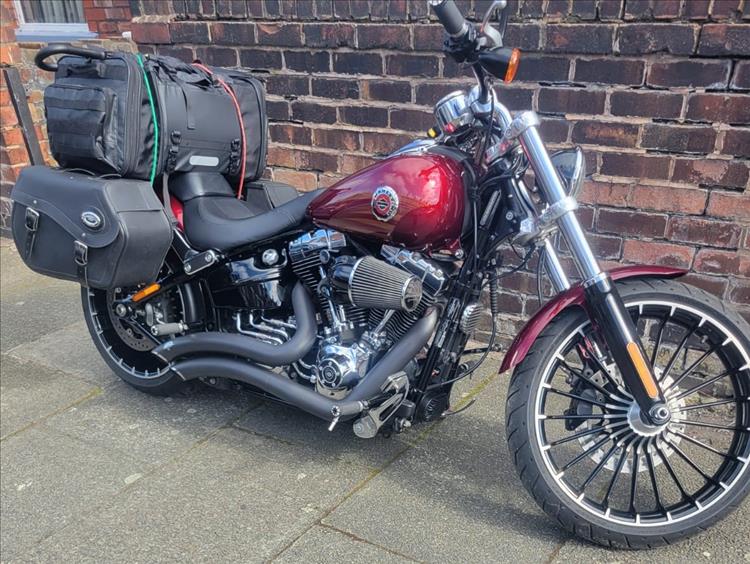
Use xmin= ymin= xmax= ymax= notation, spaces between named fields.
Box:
xmin=499 ymin=265 xmax=687 ymax=373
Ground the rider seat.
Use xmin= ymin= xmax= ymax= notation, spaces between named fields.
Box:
xmin=170 ymin=172 xmax=319 ymax=252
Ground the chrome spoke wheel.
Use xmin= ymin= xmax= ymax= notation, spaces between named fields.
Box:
xmin=535 ymin=300 xmax=750 ymax=527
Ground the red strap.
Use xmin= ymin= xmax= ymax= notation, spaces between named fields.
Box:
xmin=192 ymin=62 xmax=247 ymax=200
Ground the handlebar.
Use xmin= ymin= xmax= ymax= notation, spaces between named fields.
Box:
xmin=428 ymin=0 xmax=469 ymax=38
xmin=35 ymin=43 xmax=107 ymax=72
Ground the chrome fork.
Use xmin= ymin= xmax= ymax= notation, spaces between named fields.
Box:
xmin=503 ymin=109 xmax=670 ymax=425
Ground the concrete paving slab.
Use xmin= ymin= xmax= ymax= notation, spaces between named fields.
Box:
xmin=323 ymin=372 xmax=570 ymax=564
xmin=43 ymin=381 xmax=262 ymax=466
xmin=0 ymin=354 xmax=98 ymax=440
xmin=24 ymin=427 xmax=357 ymax=563
xmin=0 ymin=426 xmax=144 ymax=560
xmin=7 ymin=321 xmax=113 ymax=387
xmin=274 ymin=525 xmax=416 ymax=563
xmin=552 ymin=500 xmax=750 ymax=563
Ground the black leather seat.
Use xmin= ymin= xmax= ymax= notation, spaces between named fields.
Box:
xmin=170 ymin=173 xmax=319 ymax=252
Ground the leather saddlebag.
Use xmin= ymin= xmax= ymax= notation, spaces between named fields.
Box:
xmin=11 ymin=166 xmax=172 ymax=289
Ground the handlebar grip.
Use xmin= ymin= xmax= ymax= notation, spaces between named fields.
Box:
xmin=35 ymin=43 xmax=107 ymax=72
xmin=428 ymin=0 xmax=469 ymax=38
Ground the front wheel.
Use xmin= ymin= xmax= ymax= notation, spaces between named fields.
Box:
xmin=506 ymin=279 xmax=750 ymax=548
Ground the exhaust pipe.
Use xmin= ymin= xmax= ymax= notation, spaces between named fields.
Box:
xmin=153 ymin=282 xmax=316 ymax=366
xmin=170 ymin=306 xmax=440 ymax=422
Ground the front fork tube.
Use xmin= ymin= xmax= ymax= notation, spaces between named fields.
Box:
xmin=516 ymin=116 xmax=669 ymax=425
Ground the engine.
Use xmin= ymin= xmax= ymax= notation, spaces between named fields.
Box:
xmin=288 ymin=229 xmax=447 ymax=398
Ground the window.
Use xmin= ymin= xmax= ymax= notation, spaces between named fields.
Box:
xmin=14 ymin=0 xmax=97 ymax=41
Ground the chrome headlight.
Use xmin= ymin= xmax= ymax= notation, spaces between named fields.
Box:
xmin=550 ymin=147 xmax=585 ymax=198
xmin=434 ymin=90 xmax=473 ymax=135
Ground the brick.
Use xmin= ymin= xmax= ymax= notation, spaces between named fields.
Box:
xmin=672 ymin=158 xmax=749 ymax=188
xmin=267 ymin=146 xmax=296 ymax=168
xmin=653 ymin=0 xmax=681 ymax=18
xmin=598 ymin=208 xmax=667 ymax=238
xmin=571 ymin=120 xmax=639 ymax=148
xmin=386 ymin=0 xmax=407 ymax=21
xmin=729 ymin=281 xmax=750 ymax=304
xmin=357 ymin=24 xmax=410 ymax=49
xmin=303 ymin=24 xmax=355 ymax=47
xmin=609 ymin=91 xmax=683 ymax=119
xmin=291 ymin=101 xmax=336 ymax=123
xmin=514 ymin=55 xmax=570 ymax=83
xmin=299 ymin=150 xmax=338 ymax=172
xmin=273 ymin=169 xmax=318 ymax=191
xmin=266 ymin=100 xmax=290 ymax=121
xmin=503 ymin=23 xmax=542 ymax=51
xmin=333 ymin=52 xmax=383 ymax=75
xmin=600 ymin=153 xmax=671 ymax=179
xmin=682 ymin=0 xmax=711 ymax=19
xmin=579 ymin=180 xmax=631 ymax=207
xmin=169 ymin=22 xmax=210 ymax=44
xmin=641 ymin=124 xmax=716 ymax=155
xmin=312 ymin=128 xmax=360 ymax=151
xmin=413 ymin=24 xmax=443 ymax=51
xmin=538 ymin=87 xmax=606 ymax=115
xmin=214 ymin=0 xmax=247 ymax=17
xmin=623 ymin=240 xmax=695 ymax=269
xmin=386 ymin=54 xmax=439 ymax=77
xmin=312 ymin=78 xmax=359 ymax=99
xmin=340 ymin=105 xmax=389 ymax=127
xmin=239 ymin=49 xmax=282 ymax=70
xmin=269 ymin=123 xmax=311 ymax=145
xmin=442 ymin=58 xmax=474 ymax=78
xmin=194 ymin=47 xmax=237 ymax=67
xmin=156 ymin=46 xmax=193 ymax=62
xmin=362 ymin=131 xmax=412 ymax=154
xmin=256 ymin=23 xmax=303 ymax=47
xmin=340 ymin=154 xmax=378 ymax=175
xmin=629 ymin=184 xmax=708 ymax=214
xmin=389 ymin=108 xmax=433 ymax=132
xmin=695 ymin=249 xmax=742 ymax=276
xmin=313 ymin=0 xmax=333 ymax=18
xmin=706 ymin=191 xmax=750 ymax=221
xmin=599 ymin=0 xmax=623 ymax=19
xmin=209 ymin=23 xmax=255 ymax=46
xmin=363 ymin=80 xmax=411 ymax=103
xmin=617 ymin=24 xmax=696 ymax=56
xmin=265 ymin=75 xmax=309 ymax=96
xmin=131 ymin=22 xmax=170 ymax=44
xmin=350 ymin=0 xmax=369 ymax=19
xmin=649 ymin=60 xmax=731 ymax=90
xmin=574 ymin=58 xmax=644 ymax=85
xmin=731 ymin=61 xmax=750 ymax=90
xmin=698 ymin=24 xmax=750 ymax=56
xmin=545 ymin=25 xmax=615 ymax=54
xmin=539 ymin=118 xmax=569 ymax=143
xmin=669 ymin=217 xmax=742 ymax=248
xmin=721 ymin=129 xmax=750 ymax=159
xmin=407 ymin=0 xmax=429 ymax=20
xmin=284 ymin=51 xmax=330 ymax=73
xmin=686 ymin=94 xmax=750 ymax=125
xmin=521 ymin=0 xmax=545 ymax=18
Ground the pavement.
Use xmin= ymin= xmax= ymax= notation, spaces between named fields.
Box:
xmin=1 ymin=236 xmax=748 ymax=563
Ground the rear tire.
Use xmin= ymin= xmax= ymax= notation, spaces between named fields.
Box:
xmin=81 ymin=277 xmax=187 ymax=395
xmin=505 ymin=279 xmax=750 ymax=548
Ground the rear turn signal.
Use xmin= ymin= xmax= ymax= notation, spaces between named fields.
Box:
xmin=132 ymin=283 xmax=161 ymax=303
xmin=504 ymin=48 xmax=521 ymax=83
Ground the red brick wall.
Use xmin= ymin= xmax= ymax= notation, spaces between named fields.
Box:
xmin=130 ymin=0 xmax=749 ymax=331
xmin=82 ymin=0 xmax=134 ymax=36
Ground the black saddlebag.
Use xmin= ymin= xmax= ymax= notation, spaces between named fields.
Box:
xmin=10 ymin=166 xmax=172 ymax=289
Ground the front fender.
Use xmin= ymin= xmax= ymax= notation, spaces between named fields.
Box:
xmin=499 ymin=265 xmax=687 ymax=373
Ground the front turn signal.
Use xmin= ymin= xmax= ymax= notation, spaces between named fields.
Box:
xmin=504 ymin=48 xmax=521 ymax=83
xmin=477 ymin=47 xmax=522 ymax=84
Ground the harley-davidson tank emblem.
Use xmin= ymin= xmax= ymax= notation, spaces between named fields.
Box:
xmin=371 ymin=186 xmax=399 ymax=222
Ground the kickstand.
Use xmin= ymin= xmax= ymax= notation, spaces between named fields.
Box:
xmin=441 ymin=398 xmax=476 ymax=418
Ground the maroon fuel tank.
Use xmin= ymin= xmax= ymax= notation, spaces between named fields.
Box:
xmin=308 ymin=154 xmax=466 ymax=252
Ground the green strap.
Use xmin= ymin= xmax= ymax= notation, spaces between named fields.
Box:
xmin=137 ymin=54 xmax=159 ymax=185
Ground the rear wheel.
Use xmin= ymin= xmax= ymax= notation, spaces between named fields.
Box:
xmin=81 ymin=266 xmax=188 ymax=395
xmin=506 ymin=279 xmax=750 ymax=548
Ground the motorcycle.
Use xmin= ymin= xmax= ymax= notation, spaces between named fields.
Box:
xmin=24 ymin=0 xmax=750 ymax=549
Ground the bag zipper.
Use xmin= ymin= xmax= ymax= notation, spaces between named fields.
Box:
xmin=123 ymin=55 xmax=143 ymax=177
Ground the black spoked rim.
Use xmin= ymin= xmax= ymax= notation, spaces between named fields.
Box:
xmin=534 ymin=299 xmax=750 ymax=527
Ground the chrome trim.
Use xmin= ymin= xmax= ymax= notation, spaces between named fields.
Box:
xmin=506 ymin=111 xmax=541 ymax=141
xmin=539 ymin=196 xmax=578 ymax=225
xmin=434 ymin=90 xmax=473 ymax=134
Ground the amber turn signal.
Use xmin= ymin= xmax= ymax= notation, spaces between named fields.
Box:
xmin=132 ymin=283 xmax=161 ymax=303
xmin=626 ymin=341 xmax=660 ymax=399
xmin=504 ymin=48 xmax=521 ymax=83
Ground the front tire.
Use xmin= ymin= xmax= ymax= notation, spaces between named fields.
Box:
xmin=506 ymin=279 xmax=750 ymax=548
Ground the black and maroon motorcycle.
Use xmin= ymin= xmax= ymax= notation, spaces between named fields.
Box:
xmin=13 ymin=0 xmax=749 ymax=549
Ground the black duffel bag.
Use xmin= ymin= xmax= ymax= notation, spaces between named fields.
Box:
xmin=37 ymin=44 xmax=157 ymax=181
xmin=11 ymin=167 xmax=172 ymax=289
